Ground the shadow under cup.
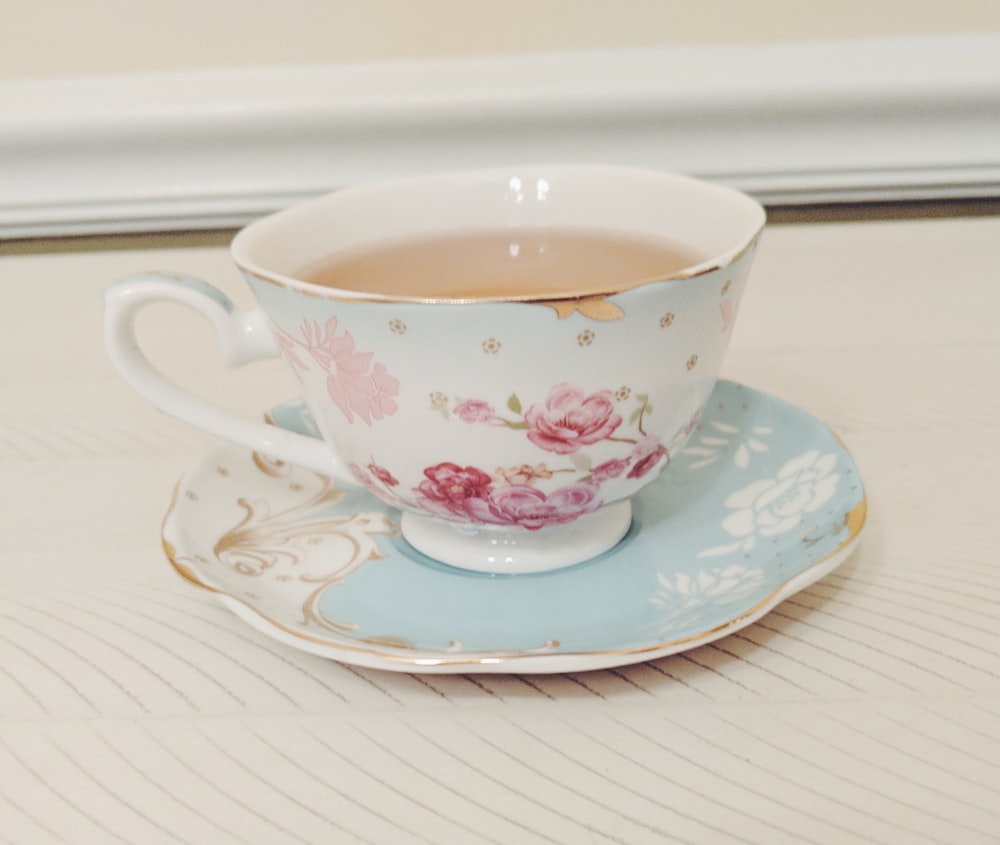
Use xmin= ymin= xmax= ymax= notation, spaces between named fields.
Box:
xmin=109 ymin=165 xmax=765 ymax=575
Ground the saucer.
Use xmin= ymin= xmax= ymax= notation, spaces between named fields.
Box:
xmin=162 ymin=380 xmax=866 ymax=674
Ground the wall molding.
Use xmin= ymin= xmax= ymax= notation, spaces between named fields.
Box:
xmin=2 ymin=35 xmax=998 ymax=238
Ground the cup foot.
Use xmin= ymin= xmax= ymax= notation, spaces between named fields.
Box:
xmin=399 ymin=501 xmax=633 ymax=574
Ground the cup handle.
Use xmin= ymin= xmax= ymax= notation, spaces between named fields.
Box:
xmin=103 ymin=271 xmax=350 ymax=482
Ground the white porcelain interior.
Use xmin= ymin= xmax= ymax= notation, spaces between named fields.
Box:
xmin=231 ymin=164 xmax=765 ymax=300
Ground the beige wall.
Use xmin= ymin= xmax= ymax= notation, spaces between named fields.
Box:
xmin=4 ymin=0 xmax=1000 ymax=80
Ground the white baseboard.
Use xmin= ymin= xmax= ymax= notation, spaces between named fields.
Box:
xmin=2 ymin=35 xmax=998 ymax=238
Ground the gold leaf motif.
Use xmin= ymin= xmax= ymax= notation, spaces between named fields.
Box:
xmin=362 ymin=634 xmax=414 ymax=650
xmin=213 ymin=482 xmax=350 ymax=576
xmin=195 ymin=473 xmax=399 ymax=633
xmin=538 ymin=296 xmax=625 ymax=321
xmin=252 ymin=451 xmax=294 ymax=478
xmin=845 ymin=497 xmax=867 ymax=539
xmin=444 ymin=639 xmax=560 ymax=654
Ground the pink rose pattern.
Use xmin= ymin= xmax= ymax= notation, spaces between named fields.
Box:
xmin=523 ymin=384 xmax=622 ymax=454
xmin=454 ymin=399 xmax=495 ymax=423
xmin=389 ymin=382 xmax=674 ymax=529
xmin=591 ymin=457 xmax=629 ymax=483
xmin=368 ymin=462 xmax=399 ymax=487
xmin=465 ymin=483 xmax=601 ymax=531
xmin=417 ymin=463 xmax=494 ymax=512
xmin=627 ymin=435 xmax=668 ymax=479
xmin=276 ymin=317 xmax=400 ymax=426
xmin=413 ymin=462 xmax=599 ymax=531
xmin=274 ymin=312 xmax=681 ymax=529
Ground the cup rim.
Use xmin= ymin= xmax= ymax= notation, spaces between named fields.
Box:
xmin=231 ymin=163 xmax=766 ymax=305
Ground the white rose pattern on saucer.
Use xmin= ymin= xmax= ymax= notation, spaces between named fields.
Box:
xmin=162 ymin=380 xmax=866 ymax=674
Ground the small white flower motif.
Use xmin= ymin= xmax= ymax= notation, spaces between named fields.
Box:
xmin=699 ymin=450 xmax=840 ymax=557
xmin=682 ymin=420 xmax=772 ymax=469
xmin=651 ymin=564 xmax=769 ymax=634
xmin=732 ymin=429 xmax=771 ymax=469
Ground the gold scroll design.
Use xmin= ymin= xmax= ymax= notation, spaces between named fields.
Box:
xmin=196 ymin=465 xmax=401 ymax=638
xmin=169 ymin=454 xmax=563 ymax=658
xmin=173 ymin=483 xmax=562 ymax=656
xmin=534 ymin=295 xmax=625 ymax=321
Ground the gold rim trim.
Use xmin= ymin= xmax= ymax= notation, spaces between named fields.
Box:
xmin=160 ymin=480 xmax=867 ymax=670
xmin=234 ymin=228 xmax=762 ymax=308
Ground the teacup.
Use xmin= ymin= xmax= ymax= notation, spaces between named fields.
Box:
xmin=104 ymin=165 xmax=764 ymax=573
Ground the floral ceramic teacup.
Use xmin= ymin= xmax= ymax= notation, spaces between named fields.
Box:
xmin=104 ymin=165 xmax=765 ymax=573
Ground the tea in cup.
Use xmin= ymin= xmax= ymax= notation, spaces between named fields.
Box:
xmin=104 ymin=165 xmax=764 ymax=573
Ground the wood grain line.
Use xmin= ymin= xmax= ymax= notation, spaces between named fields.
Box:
xmin=301 ymin=722 xmax=494 ymax=845
xmin=818 ymin=710 xmax=1000 ymax=818
xmin=930 ymin=701 xmax=1000 ymax=747
xmin=67 ymin=592 xmax=270 ymax=708
xmin=0 ymin=635 xmax=98 ymax=714
xmin=732 ymin=629 xmax=867 ymax=693
xmin=92 ymin=728 xmax=245 ymax=845
xmin=824 ymin=571 xmax=1000 ymax=634
xmin=6 ymin=596 xmax=191 ymax=712
xmin=606 ymin=667 xmax=659 ymax=697
xmin=676 ymin=651 xmax=759 ymax=695
xmin=196 ymin=727 xmax=372 ymax=844
xmin=0 ymin=419 xmax=72 ymax=460
xmin=0 ymin=611 xmax=115 ymax=714
xmin=40 ymin=594 xmax=240 ymax=710
xmin=780 ymin=598 xmax=977 ymax=690
xmin=707 ymin=711 xmax=941 ymax=844
xmin=567 ymin=716 xmax=824 ymax=845
xmin=418 ymin=721 xmax=645 ymax=845
xmin=599 ymin=713 xmax=835 ymax=845
xmin=616 ymin=711 xmax=876 ymax=844
xmin=902 ymin=557 xmax=1000 ymax=583
xmin=750 ymin=616 xmax=923 ymax=694
xmin=49 ymin=738 xmax=189 ymax=844
xmin=144 ymin=727 xmax=314 ymax=845
xmin=511 ymin=675 xmax=559 ymax=700
xmin=348 ymin=721 xmax=554 ymax=845
xmin=470 ymin=725 xmax=673 ymax=845
xmin=458 ymin=674 xmax=505 ymax=700
xmin=788 ymin=712 xmax=1000 ymax=838
xmin=799 ymin=586 xmax=1000 ymax=676
xmin=644 ymin=660 xmax=715 ymax=698
xmin=558 ymin=673 xmax=610 ymax=699
xmin=402 ymin=673 xmax=454 ymax=701
xmin=707 ymin=640 xmax=817 ymax=694
xmin=0 ymin=779 xmax=64 ymax=845
xmin=251 ymin=728 xmax=436 ymax=845
xmin=0 ymin=658 xmax=50 ymax=716
xmin=0 ymin=736 xmax=131 ymax=845
xmin=880 ymin=707 xmax=1000 ymax=777
xmin=100 ymin=582 xmax=352 ymax=704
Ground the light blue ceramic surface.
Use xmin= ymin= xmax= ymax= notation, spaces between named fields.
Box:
xmin=262 ymin=380 xmax=866 ymax=659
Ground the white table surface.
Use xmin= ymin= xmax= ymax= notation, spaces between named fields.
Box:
xmin=1 ymin=214 xmax=998 ymax=844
